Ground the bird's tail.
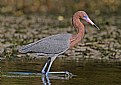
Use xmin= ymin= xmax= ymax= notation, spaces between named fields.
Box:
xmin=18 ymin=44 xmax=33 ymax=53
xmin=18 ymin=46 xmax=28 ymax=53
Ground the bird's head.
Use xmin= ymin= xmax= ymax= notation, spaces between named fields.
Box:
xmin=78 ymin=11 xmax=100 ymax=30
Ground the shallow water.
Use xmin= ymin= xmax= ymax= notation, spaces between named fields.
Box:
xmin=1 ymin=57 xmax=121 ymax=85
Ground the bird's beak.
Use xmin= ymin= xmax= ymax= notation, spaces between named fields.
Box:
xmin=85 ymin=16 xmax=100 ymax=30
xmin=93 ymin=24 xmax=100 ymax=30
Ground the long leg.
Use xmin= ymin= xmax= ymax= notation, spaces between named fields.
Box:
xmin=45 ymin=55 xmax=57 ymax=75
xmin=42 ymin=54 xmax=73 ymax=77
xmin=41 ymin=54 xmax=57 ymax=75
xmin=41 ymin=57 xmax=51 ymax=74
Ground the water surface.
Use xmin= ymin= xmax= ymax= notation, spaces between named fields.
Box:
xmin=1 ymin=57 xmax=121 ymax=85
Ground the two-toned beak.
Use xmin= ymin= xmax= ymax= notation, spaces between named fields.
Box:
xmin=83 ymin=16 xmax=100 ymax=30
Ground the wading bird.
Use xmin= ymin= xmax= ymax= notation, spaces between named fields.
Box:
xmin=19 ymin=11 xmax=100 ymax=76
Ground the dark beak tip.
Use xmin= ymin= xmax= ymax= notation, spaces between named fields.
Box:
xmin=94 ymin=24 xmax=100 ymax=30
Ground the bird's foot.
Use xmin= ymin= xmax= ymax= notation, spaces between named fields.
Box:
xmin=48 ymin=71 xmax=74 ymax=77
xmin=49 ymin=71 xmax=70 ymax=75
xmin=42 ymin=71 xmax=74 ymax=78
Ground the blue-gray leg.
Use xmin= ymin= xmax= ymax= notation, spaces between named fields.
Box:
xmin=45 ymin=56 xmax=57 ymax=75
xmin=41 ymin=54 xmax=57 ymax=75
xmin=41 ymin=54 xmax=73 ymax=77
xmin=41 ymin=62 xmax=48 ymax=74
xmin=41 ymin=57 xmax=51 ymax=74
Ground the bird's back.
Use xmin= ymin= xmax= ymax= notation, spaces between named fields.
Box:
xmin=19 ymin=33 xmax=72 ymax=55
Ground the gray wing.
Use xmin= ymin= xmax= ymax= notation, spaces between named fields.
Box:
xmin=19 ymin=33 xmax=72 ymax=54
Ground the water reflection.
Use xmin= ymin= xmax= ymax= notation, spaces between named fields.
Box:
xmin=1 ymin=58 xmax=121 ymax=85
xmin=42 ymin=74 xmax=51 ymax=85
xmin=3 ymin=71 xmax=73 ymax=85
xmin=42 ymin=71 xmax=74 ymax=85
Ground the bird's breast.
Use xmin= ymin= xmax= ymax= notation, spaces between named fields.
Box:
xmin=69 ymin=34 xmax=83 ymax=48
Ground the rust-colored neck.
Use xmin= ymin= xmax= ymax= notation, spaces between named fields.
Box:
xmin=70 ymin=13 xmax=85 ymax=48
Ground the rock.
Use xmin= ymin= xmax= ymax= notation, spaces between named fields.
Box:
xmin=0 ymin=47 xmax=4 ymax=55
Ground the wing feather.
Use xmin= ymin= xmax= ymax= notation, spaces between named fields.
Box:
xmin=19 ymin=34 xmax=72 ymax=54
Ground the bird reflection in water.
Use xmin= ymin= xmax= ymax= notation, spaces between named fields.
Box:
xmin=7 ymin=71 xmax=73 ymax=85
xmin=42 ymin=74 xmax=50 ymax=85
xmin=42 ymin=72 xmax=73 ymax=85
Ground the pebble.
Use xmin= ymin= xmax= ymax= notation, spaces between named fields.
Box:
xmin=0 ymin=15 xmax=120 ymax=60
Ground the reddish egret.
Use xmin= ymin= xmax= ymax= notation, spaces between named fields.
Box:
xmin=19 ymin=11 xmax=99 ymax=76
